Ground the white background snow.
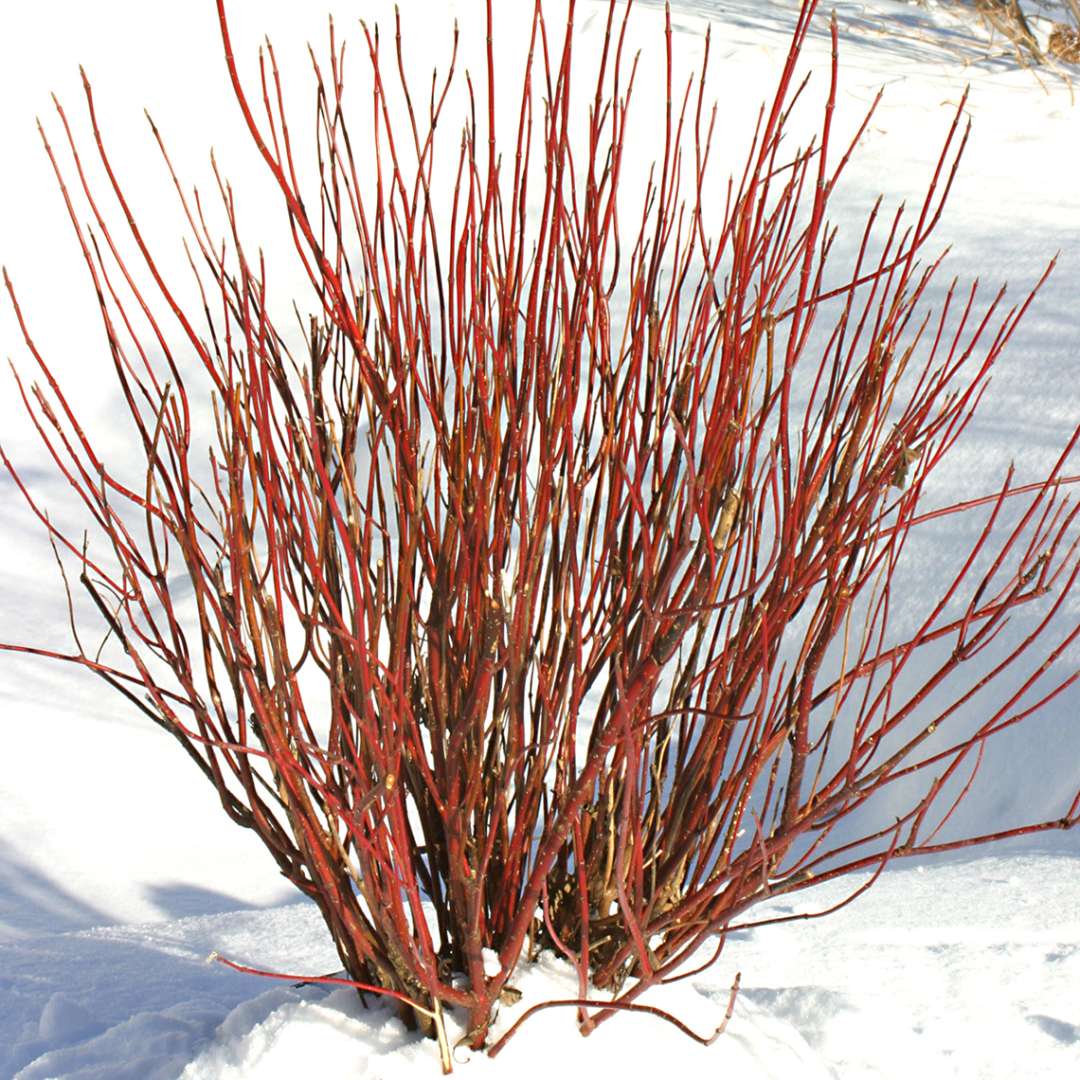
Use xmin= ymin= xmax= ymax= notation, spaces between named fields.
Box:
xmin=0 ymin=1 xmax=1078 ymax=1077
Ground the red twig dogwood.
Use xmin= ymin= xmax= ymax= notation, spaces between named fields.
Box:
xmin=3 ymin=0 xmax=1078 ymax=1064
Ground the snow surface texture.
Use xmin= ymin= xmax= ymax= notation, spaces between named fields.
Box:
xmin=4 ymin=857 xmax=1079 ymax=1079
xmin=0 ymin=0 xmax=1078 ymax=1077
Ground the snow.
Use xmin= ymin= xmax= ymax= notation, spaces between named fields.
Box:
xmin=1 ymin=1 xmax=1078 ymax=1077
xmin=3 ymin=856 xmax=1078 ymax=1078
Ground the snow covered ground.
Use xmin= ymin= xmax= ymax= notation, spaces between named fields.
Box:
xmin=1 ymin=1 xmax=1078 ymax=1077
xmin=4 ymin=854 xmax=1079 ymax=1078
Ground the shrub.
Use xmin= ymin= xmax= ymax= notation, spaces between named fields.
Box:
xmin=3 ymin=0 xmax=1078 ymax=1066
